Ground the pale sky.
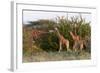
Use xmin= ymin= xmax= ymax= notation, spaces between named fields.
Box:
xmin=23 ymin=11 xmax=91 ymax=24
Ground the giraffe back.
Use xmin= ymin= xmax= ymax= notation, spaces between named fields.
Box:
xmin=32 ymin=29 xmax=47 ymax=40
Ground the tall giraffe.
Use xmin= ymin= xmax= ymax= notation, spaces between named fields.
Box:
xmin=54 ymin=27 xmax=70 ymax=52
xmin=69 ymin=31 xmax=83 ymax=51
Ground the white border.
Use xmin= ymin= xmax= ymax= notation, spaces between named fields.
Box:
xmin=11 ymin=1 xmax=97 ymax=72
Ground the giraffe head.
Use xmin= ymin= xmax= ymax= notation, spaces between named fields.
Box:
xmin=49 ymin=30 xmax=54 ymax=33
xmin=54 ymin=27 xmax=61 ymax=37
xmin=69 ymin=31 xmax=73 ymax=35
xmin=54 ymin=27 xmax=58 ymax=31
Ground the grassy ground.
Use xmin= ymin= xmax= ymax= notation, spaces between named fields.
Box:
xmin=23 ymin=46 xmax=91 ymax=62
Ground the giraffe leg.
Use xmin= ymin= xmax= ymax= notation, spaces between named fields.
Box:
xmin=59 ymin=41 xmax=62 ymax=53
xmin=73 ymin=42 xmax=77 ymax=52
xmin=66 ymin=42 xmax=71 ymax=52
xmin=80 ymin=42 xmax=83 ymax=52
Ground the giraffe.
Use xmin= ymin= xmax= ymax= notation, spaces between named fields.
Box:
xmin=32 ymin=29 xmax=54 ymax=41
xmin=69 ymin=31 xmax=84 ymax=52
xmin=54 ymin=27 xmax=70 ymax=52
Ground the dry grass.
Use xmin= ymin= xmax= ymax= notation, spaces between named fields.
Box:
xmin=23 ymin=46 xmax=91 ymax=62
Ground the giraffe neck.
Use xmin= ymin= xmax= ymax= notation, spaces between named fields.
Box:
xmin=56 ymin=29 xmax=61 ymax=38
